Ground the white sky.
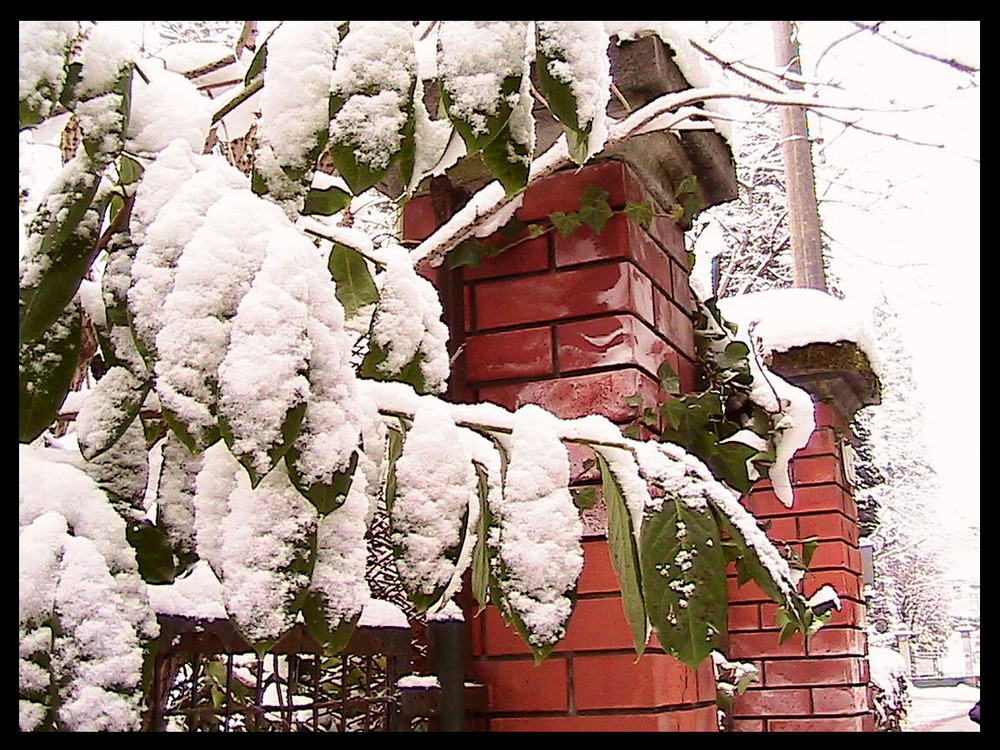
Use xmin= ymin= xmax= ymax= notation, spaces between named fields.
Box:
xmin=796 ymin=21 xmax=981 ymax=534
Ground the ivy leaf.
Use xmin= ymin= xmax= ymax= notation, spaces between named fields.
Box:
xmin=578 ymin=184 xmax=613 ymax=233
xmin=657 ymin=360 xmax=681 ymax=395
xmin=19 ymin=298 xmax=81 ymax=443
xmin=624 ymin=201 xmax=655 ymax=228
xmin=304 ymin=184 xmax=352 ymax=216
xmin=550 ymin=211 xmax=582 ymax=237
xmin=327 ymin=242 xmax=379 ymax=319
xmin=640 ymin=498 xmax=727 ymax=668
xmin=597 ymin=453 xmax=648 ymax=657
xmin=445 ymin=238 xmax=491 ymax=270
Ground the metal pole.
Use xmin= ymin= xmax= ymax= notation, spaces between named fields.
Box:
xmin=428 ymin=619 xmax=466 ymax=732
xmin=773 ymin=20 xmax=828 ymax=291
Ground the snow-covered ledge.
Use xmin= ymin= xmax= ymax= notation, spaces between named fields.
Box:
xmin=720 ymin=288 xmax=882 ymax=421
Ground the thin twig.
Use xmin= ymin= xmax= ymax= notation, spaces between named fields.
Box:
xmin=211 ymin=79 xmax=263 ymax=124
xmin=851 ymin=21 xmax=980 ymax=74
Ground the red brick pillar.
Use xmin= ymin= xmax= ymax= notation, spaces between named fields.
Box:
xmin=728 ymin=395 xmax=876 ymax=732
xmin=405 ymin=160 xmax=718 ymax=731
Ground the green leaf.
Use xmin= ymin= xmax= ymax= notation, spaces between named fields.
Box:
xmin=578 ymin=184 xmax=613 ymax=233
xmin=571 ymin=486 xmax=598 ymax=510
xmin=19 ymin=169 xmax=104 ymax=344
xmin=304 ymin=184 xmax=352 ymax=216
xmin=707 ymin=442 xmax=758 ymax=495
xmin=19 ymin=298 xmax=81 ymax=443
xmin=327 ymin=242 xmax=379 ymax=319
xmin=550 ymin=211 xmax=582 ymax=237
xmin=471 ymin=461 xmax=494 ymax=613
xmin=359 ymin=340 xmax=428 ymax=394
xmin=219 ymin=396 xmax=306 ymax=488
xmin=79 ymin=373 xmax=151 ymax=461
xmin=657 ymin=360 xmax=681 ymax=395
xmin=640 ymin=498 xmax=727 ymax=668
xmin=328 ymin=93 xmax=416 ymax=195
xmin=382 ymin=422 xmax=407 ymax=516
xmin=624 ymin=201 xmax=655 ymax=228
xmin=299 ymin=589 xmax=358 ymax=654
xmin=441 ymin=69 xmax=520 ymax=155
xmin=244 ymin=35 xmax=269 ymax=84
xmin=285 ymin=450 xmax=358 ymax=515
xmin=480 ymin=122 xmax=531 ymax=198
xmin=445 ymin=238 xmax=492 ymax=270
xmin=127 ymin=521 xmax=178 ymax=584
xmin=597 ymin=453 xmax=648 ymax=657
xmin=707 ymin=500 xmax=809 ymax=633
xmin=534 ymin=44 xmax=591 ymax=165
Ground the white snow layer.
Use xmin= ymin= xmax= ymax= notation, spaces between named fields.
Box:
xmin=495 ymin=405 xmax=584 ymax=647
xmin=392 ymin=399 xmax=477 ymax=603
xmin=718 ymin=288 xmax=881 ymax=378
xmin=719 ymin=287 xmax=882 ymax=506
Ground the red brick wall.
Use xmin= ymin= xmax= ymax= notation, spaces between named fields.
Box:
xmin=728 ymin=401 xmax=875 ymax=732
xmin=404 ymin=159 xmax=873 ymax=731
xmin=405 ymin=160 xmax=718 ymax=731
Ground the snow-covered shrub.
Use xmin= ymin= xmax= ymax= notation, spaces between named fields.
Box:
xmin=18 ymin=20 xmax=836 ymax=729
xmin=868 ymin=646 xmax=911 ymax=731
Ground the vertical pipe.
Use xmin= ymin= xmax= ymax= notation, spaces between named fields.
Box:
xmin=428 ymin=618 xmax=466 ymax=732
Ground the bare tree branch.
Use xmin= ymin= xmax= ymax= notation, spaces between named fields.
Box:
xmin=852 ymin=21 xmax=980 ymax=74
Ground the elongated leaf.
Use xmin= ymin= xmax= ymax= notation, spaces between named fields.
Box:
xmin=304 ymin=184 xmax=352 ymax=216
xmin=480 ymin=120 xmax=531 ymax=198
xmin=327 ymin=242 xmax=379 ymax=319
xmin=596 ymin=453 xmax=648 ymax=656
xmin=127 ymin=521 xmax=178 ymax=584
xmin=708 ymin=499 xmax=810 ymax=629
xmin=441 ymin=72 xmax=521 ymax=155
xmin=285 ymin=449 xmax=358 ymax=515
xmin=640 ymin=498 xmax=727 ymax=667
xmin=219 ymin=398 xmax=307 ymax=488
xmin=299 ymin=589 xmax=358 ymax=653
xmin=359 ymin=340 xmax=428 ymax=394
xmin=76 ymin=368 xmax=151 ymax=461
xmin=471 ymin=461 xmax=493 ymax=613
xmin=19 ymin=298 xmax=81 ymax=443
xmin=19 ymin=167 xmax=104 ymax=344
xmin=535 ymin=44 xmax=590 ymax=164
xmin=382 ymin=421 xmax=407 ymax=516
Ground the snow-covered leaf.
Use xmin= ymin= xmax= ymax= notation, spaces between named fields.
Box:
xmin=19 ymin=298 xmax=80 ymax=443
xmin=640 ymin=497 xmax=727 ymax=668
